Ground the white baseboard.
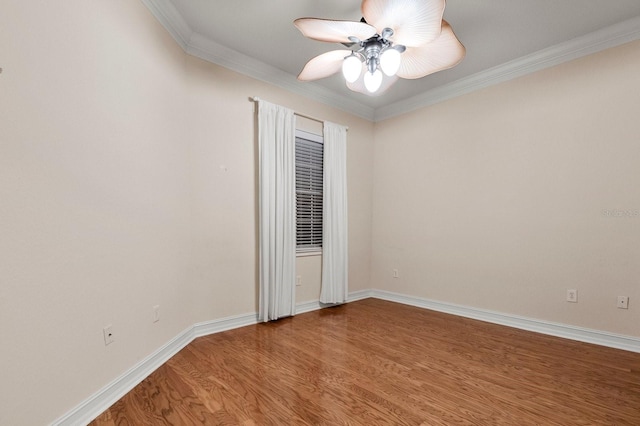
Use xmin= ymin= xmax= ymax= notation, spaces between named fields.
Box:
xmin=295 ymin=290 xmax=373 ymax=315
xmin=52 ymin=288 xmax=639 ymax=425
xmin=51 ymin=325 xmax=197 ymax=426
xmin=347 ymin=289 xmax=375 ymax=302
xmin=370 ymin=289 xmax=640 ymax=354
xmin=295 ymin=299 xmax=323 ymax=315
xmin=193 ymin=311 xmax=259 ymax=338
xmin=52 ymin=293 xmax=368 ymax=426
xmin=51 ymin=312 xmax=260 ymax=426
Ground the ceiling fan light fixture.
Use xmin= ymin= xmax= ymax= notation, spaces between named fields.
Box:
xmin=294 ymin=0 xmax=465 ymax=95
xmin=380 ymin=48 xmax=402 ymax=76
xmin=342 ymin=53 xmax=362 ymax=83
xmin=364 ymin=69 xmax=383 ymax=93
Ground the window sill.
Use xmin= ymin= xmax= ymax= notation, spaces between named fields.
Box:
xmin=296 ymin=250 xmax=322 ymax=257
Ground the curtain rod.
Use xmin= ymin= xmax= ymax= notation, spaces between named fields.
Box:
xmin=252 ymin=97 xmax=348 ymax=131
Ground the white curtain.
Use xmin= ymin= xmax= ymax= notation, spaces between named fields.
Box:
xmin=258 ymin=100 xmax=296 ymax=322
xmin=320 ymin=121 xmax=349 ymax=304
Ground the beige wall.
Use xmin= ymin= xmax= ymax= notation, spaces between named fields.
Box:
xmin=183 ymin=55 xmax=374 ymax=321
xmin=2 ymin=0 xmax=638 ymax=424
xmin=0 ymin=1 xmax=373 ymax=424
xmin=371 ymin=40 xmax=640 ymax=338
xmin=1 ymin=1 xmax=193 ymax=424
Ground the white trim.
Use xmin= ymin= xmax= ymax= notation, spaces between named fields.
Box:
xmin=139 ymin=0 xmax=192 ymax=51
xmin=296 ymin=250 xmax=322 ymax=257
xmin=51 ymin=313 xmax=258 ymax=426
xmin=347 ymin=289 xmax=374 ymax=302
xmin=186 ymin=33 xmax=376 ymax=122
xmin=374 ymin=15 xmax=640 ymax=121
xmin=296 ymin=129 xmax=323 ymax=144
xmin=294 ymin=290 xmax=372 ymax=315
xmin=142 ymin=0 xmax=640 ymax=123
xmin=51 ymin=288 xmax=639 ymax=424
xmin=370 ymin=289 xmax=640 ymax=354
xmin=50 ymin=325 xmax=196 ymax=426
xmin=296 ymin=299 xmax=324 ymax=315
xmin=51 ymin=293 xmax=361 ymax=426
xmin=193 ymin=312 xmax=260 ymax=338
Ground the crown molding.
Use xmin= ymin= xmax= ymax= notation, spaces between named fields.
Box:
xmin=186 ymin=34 xmax=376 ymax=121
xmin=139 ymin=0 xmax=192 ymax=50
xmin=375 ymin=15 xmax=640 ymax=121
xmin=140 ymin=0 xmax=374 ymax=121
xmin=142 ymin=1 xmax=640 ymax=123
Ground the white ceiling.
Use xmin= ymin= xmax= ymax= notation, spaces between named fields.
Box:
xmin=143 ymin=0 xmax=640 ymax=121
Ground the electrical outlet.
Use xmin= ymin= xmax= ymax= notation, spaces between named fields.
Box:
xmin=153 ymin=305 xmax=160 ymax=322
xmin=296 ymin=275 xmax=302 ymax=287
xmin=103 ymin=325 xmax=114 ymax=345
xmin=392 ymin=269 xmax=399 ymax=278
xmin=566 ymin=289 xmax=578 ymax=303
xmin=617 ymin=296 xmax=629 ymax=309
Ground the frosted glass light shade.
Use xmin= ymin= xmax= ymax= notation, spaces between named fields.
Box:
xmin=380 ymin=48 xmax=401 ymax=76
xmin=342 ymin=55 xmax=362 ymax=83
xmin=364 ymin=69 xmax=383 ymax=93
xmin=298 ymin=50 xmax=353 ymax=81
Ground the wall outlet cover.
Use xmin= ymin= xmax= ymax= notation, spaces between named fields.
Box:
xmin=103 ymin=325 xmax=114 ymax=345
xmin=617 ymin=296 xmax=629 ymax=309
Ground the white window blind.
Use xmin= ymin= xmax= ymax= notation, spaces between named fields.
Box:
xmin=295 ymin=130 xmax=323 ymax=252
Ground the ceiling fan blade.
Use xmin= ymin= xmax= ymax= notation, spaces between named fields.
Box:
xmin=397 ymin=21 xmax=465 ymax=79
xmin=298 ymin=50 xmax=352 ymax=81
xmin=361 ymin=0 xmax=445 ymax=47
xmin=294 ymin=18 xmax=377 ymax=43
xmin=346 ymin=62 xmax=399 ymax=96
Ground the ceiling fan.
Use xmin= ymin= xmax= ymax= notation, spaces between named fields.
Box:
xmin=294 ymin=0 xmax=465 ymax=95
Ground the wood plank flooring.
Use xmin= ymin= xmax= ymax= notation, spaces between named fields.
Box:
xmin=91 ymin=298 xmax=640 ymax=425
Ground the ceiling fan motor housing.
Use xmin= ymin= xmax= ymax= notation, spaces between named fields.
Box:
xmin=364 ymin=39 xmax=383 ymax=73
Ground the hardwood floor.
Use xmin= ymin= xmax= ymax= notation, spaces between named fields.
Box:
xmin=91 ymin=299 xmax=640 ymax=425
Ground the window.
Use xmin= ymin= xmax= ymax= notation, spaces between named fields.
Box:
xmin=295 ymin=130 xmax=323 ymax=253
